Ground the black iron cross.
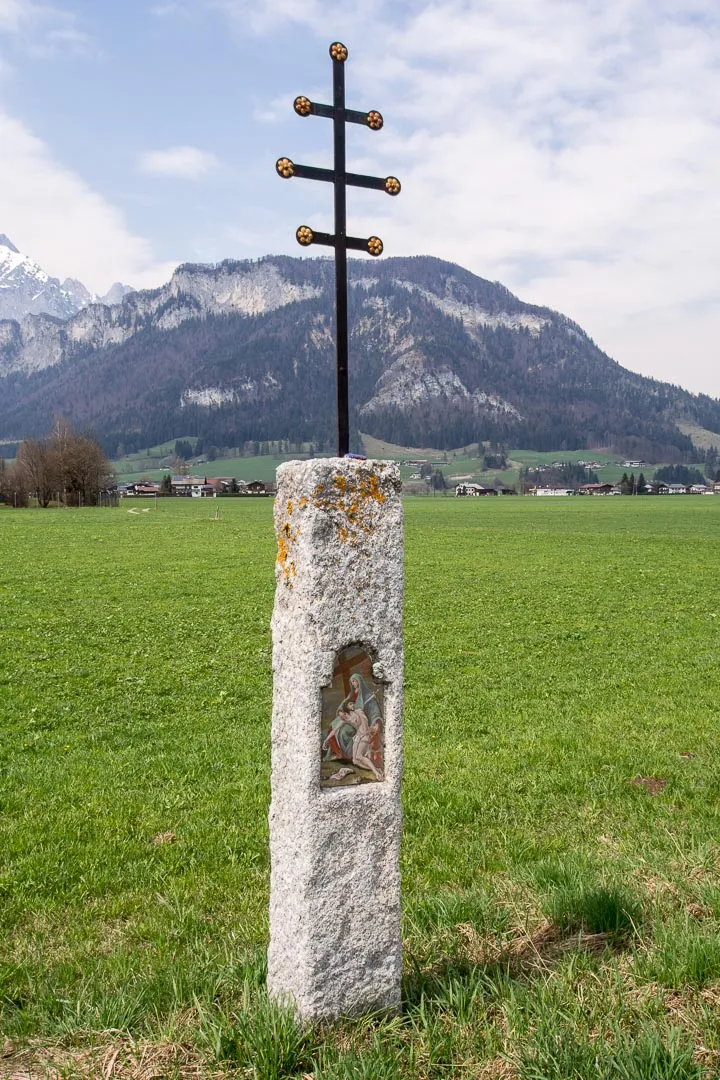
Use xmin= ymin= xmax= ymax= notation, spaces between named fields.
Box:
xmin=276 ymin=41 xmax=401 ymax=457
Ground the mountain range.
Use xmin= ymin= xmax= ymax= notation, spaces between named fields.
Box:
xmin=1 ymin=236 xmax=719 ymax=460
xmin=0 ymin=235 xmax=132 ymax=323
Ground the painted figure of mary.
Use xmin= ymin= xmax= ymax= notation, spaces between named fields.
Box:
xmin=323 ymin=673 xmax=383 ymax=770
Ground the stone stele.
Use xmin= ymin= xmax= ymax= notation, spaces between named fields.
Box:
xmin=268 ymin=457 xmax=404 ymax=1020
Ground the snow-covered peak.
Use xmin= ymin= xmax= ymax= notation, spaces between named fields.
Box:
xmin=61 ymin=277 xmax=94 ymax=308
xmin=0 ymin=239 xmax=55 ymax=298
xmin=0 ymin=235 xmax=133 ymax=322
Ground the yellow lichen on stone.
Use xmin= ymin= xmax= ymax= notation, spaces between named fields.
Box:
xmin=276 ymin=519 xmax=299 ymax=586
xmin=311 ymin=468 xmax=390 ymax=547
xmin=287 ymin=499 xmax=294 ymax=515
xmin=364 ymin=474 xmax=387 ymax=505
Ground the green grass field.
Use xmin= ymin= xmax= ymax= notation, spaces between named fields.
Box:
xmin=113 ymin=452 xmax=294 ymax=484
xmin=2 ymin=497 xmax=720 ymax=1078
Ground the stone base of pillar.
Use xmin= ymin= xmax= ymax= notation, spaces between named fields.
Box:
xmin=268 ymin=458 xmax=404 ymax=1021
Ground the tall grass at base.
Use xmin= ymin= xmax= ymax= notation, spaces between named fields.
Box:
xmin=197 ymin=989 xmax=317 ymax=1079
xmin=608 ymin=1029 xmax=704 ymax=1080
xmin=516 ymin=1026 xmax=702 ymax=1080
xmin=313 ymin=1023 xmax=417 ymax=1080
xmin=637 ymin=918 xmax=720 ymax=988
xmin=530 ymin=857 xmax=643 ymax=936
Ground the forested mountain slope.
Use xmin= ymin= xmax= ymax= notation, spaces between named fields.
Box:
xmin=1 ymin=254 xmax=717 ymax=459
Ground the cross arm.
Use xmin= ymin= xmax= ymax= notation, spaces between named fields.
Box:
xmin=294 ymin=96 xmax=384 ymax=130
xmin=296 ymin=226 xmax=384 ymax=256
xmin=347 ymin=172 xmax=401 ymax=195
xmin=277 ymin=158 xmax=401 ymax=196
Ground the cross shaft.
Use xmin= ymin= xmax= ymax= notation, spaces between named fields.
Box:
xmin=276 ymin=42 xmax=400 ymax=456
xmin=333 ymin=52 xmax=349 ymax=455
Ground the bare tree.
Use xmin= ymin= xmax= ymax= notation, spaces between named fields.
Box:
xmin=50 ymin=420 xmax=114 ymax=505
xmin=0 ymin=457 xmax=30 ymax=507
xmin=15 ymin=439 xmax=59 ymax=507
xmin=13 ymin=420 xmax=113 ymax=507
xmin=169 ymin=454 xmax=188 ymax=476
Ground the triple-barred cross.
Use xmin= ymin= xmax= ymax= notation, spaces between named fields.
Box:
xmin=276 ymin=41 xmax=401 ymax=456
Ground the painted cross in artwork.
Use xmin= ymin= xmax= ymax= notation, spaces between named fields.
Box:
xmin=321 ymin=646 xmax=385 ymax=788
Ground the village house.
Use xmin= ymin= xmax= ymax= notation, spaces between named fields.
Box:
xmin=171 ymin=475 xmax=215 ymax=497
xmin=455 ymin=483 xmax=497 ymax=497
xmin=212 ymin=477 xmax=249 ymax=493
xmin=241 ymin=480 xmax=278 ymax=497
xmin=122 ymin=482 xmax=160 ymax=496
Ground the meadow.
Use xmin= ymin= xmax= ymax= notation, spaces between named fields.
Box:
xmin=1 ymin=495 xmax=720 ymax=1078
xmin=111 ymin=434 xmax=645 ymax=490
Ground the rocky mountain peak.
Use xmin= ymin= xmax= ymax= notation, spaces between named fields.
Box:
xmin=61 ymin=278 xmax=94 ymax=308
xmin=0 ymin=235 xmax=134 ymax=322
xmin=101 ymin=282 xmax=135 ymax=306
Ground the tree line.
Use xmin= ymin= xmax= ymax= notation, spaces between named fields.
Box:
xmin=519 ymin=462 xmax=599 ymax=491
xmin=652 ymin=464 xmax=713 ymax=486
xmin=0 ymin=420 xmax=113 ymax=507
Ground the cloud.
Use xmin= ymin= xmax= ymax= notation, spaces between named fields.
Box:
xmin=149 ymin=2 xmax=192 ymax=16
xmin=216 ymin=0 xmax=720 ymax=396
xmin=138 ymin=146 xmax=220 ymax=179
xmin=0 ymin=111 xmax=176 ymax=292
xmin=0 ymin=0 xmax=30 ymax=30
xmin=0 ymin=2 xmax=177 ymax=295
xmin=28 ymin=25 xmax=97 ymax=57
xmin=252 ymin=93 xmax=295 ymax=125
xmin=209 ymin=0 xmax=336 ymax=35
xmin=0 ymin=0 xmax=100 ymax=56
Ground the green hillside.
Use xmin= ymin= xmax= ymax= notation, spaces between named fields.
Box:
xmin=112 ymin=437 xmax=704 ymax=491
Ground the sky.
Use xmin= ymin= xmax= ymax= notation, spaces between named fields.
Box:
xmin=1 ymin=0 xmax=719 ymax=397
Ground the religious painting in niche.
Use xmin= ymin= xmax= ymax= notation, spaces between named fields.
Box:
xmin=321 ymin=646 xmax=385 ymax=788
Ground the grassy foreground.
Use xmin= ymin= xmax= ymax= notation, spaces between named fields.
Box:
xmin=1 ymin=496 xmax=720 ymax=1078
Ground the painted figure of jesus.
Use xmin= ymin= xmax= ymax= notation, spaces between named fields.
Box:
xmin=337 ymin=701 xmax=383 ymax=780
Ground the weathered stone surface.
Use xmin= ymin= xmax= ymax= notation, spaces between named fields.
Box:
xmin=268 ymin=458 xmax=404 ymax=1020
